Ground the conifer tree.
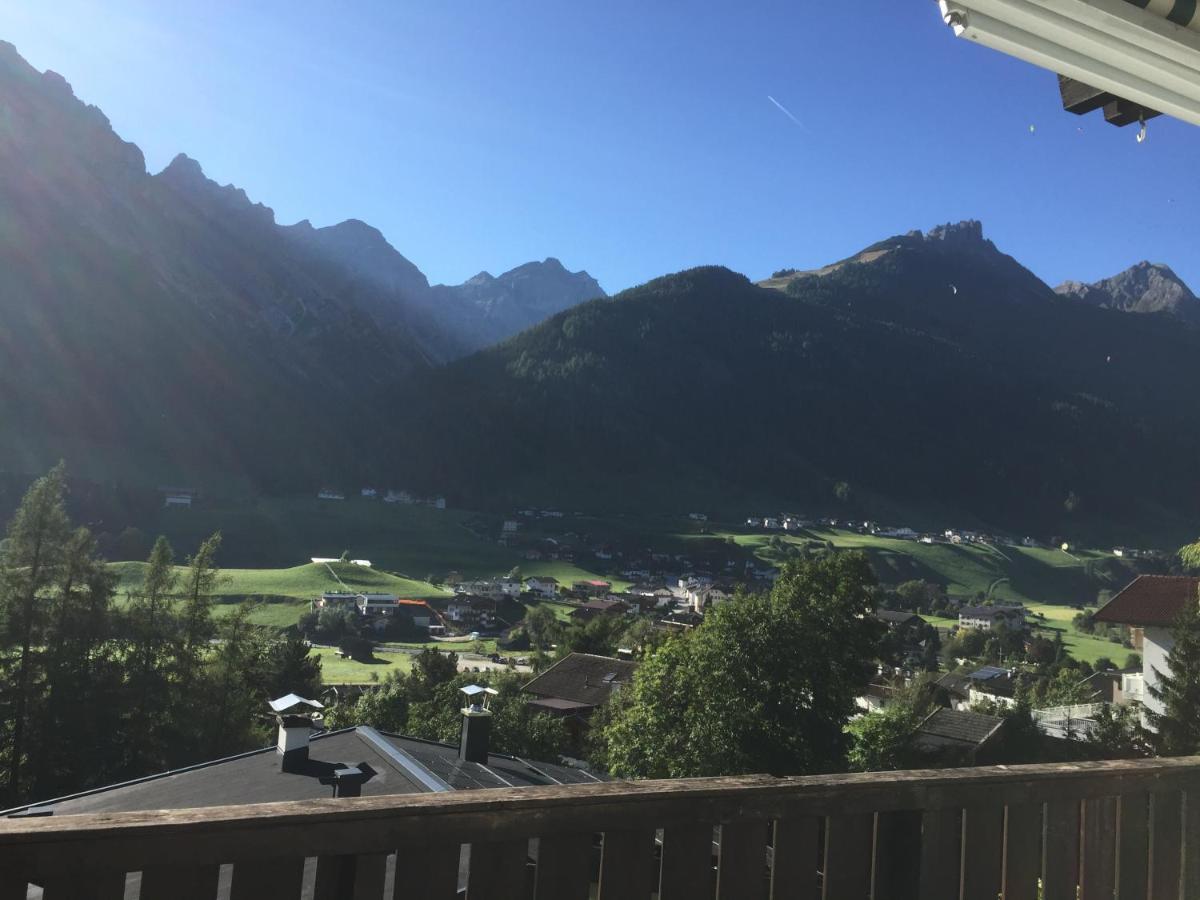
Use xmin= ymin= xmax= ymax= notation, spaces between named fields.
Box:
xmin=1144 ymin=591 xmax=1200 ymax=756
xmin=0 ymin=463 xmax=71 ymax=801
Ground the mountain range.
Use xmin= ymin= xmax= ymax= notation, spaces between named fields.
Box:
xmin=2 ymin=42 xmax=1200 ymax=539
xmin=0 ymin=42 xmax=600 ymax=490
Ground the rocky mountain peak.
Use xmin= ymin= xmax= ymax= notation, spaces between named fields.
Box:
xmin=925 ymin=219 xmax=985 ymax=244
xmin=156 ymin=153 xmax=275 ymax=226
xmin=1055 ymin=262 xmax=1198 ymax=323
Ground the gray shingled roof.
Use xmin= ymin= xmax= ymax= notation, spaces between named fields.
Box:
xmin=3 ymin=726 xmax=602 ymax=818
xmin=915 ymin=709 xmax=1005 ymax=748
xmin=521 ymin=653 xmax=638 ymax=707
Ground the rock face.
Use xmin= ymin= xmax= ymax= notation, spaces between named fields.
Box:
xmin=429 ymin=259 xmax=606 ymax=352
xmin=0 ymin=42 xmax=602 ymax=488
xmin=1056 ymin=262 xmax=1200 ymax=324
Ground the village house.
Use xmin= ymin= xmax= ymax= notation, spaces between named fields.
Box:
xmin=908 ymin=709 xmax=1009 ymax=767
xmin=355 ymin=594 xmax=401 ymax=617
xmin=317 ymin=488 xmax=345 ymax=501
xmin=382 ymin=489 xmax=414 ymax=504
xmin=502 ymin=520 xmax=520 ymax=534
xmin=875 ymin=609 xmax=921 ymax=630
xmin=522 ymin=653 xmax=638 ymax=747
xmin=569 ymin=598 xmax=629 ymax=623
xmin=314 ymin=592 xmax=358 ymax=611
xmin=161 ymin=486 xmax=198 ymax=509
xmin=524 ymin=577 xmax=560 ymax=598
xmin=446 ymin=595 xmax=499 ymax=630
xmin=957 ymin=604 xmax=1027 ymax=631
xmin=572 ymin=579 xmax=612 ymax=598
xmin=360 ymin=487 xmax=377 ymax=498
xmin=1094 ymin=575 xmax=1199 ymax=724
xmin=689 ymin=584 xmax=732 ymax=613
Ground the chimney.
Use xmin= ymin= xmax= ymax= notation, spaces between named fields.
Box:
xmin=269 ymin=694 xmax=324 ymax=774
xmin=458 ymin=684 xmax=498 ymax=764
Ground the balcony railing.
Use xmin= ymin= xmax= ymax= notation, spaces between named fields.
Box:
xmin=2 ymin=756 xmax=1199 ymax=899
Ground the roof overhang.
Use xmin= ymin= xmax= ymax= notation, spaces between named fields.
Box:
xmin=938 ymin=0 xmax=1200 ymax=127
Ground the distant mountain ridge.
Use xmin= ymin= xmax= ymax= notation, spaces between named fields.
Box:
xmin=1055 ymin=262 xmax=1200 ymax=324
xmin=391 ymin=221 xmax=1200 ymax=537
xmin=0 ymin=41 xmax=601 ymax=488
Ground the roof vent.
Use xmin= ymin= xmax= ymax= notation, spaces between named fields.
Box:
xmin=319 ymin=763 xmax=376 ymax=798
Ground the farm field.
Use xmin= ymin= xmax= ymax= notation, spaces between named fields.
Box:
xmin=920 ymin=603 xmax=1131 ymax=665
xmin=311 ymin=649 xmax=413 ymax=684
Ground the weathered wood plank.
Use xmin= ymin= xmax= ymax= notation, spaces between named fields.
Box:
xmin=533 ymin=833 xmax=593 ymax=900
xmin=597 ymin=828 xmax=656 ymax=900
xmin=1183 ymin=785 xmax=1200 ymax=900
xmin=1080 ymin=796 xmax=1117 ymax=900
xmin=352 ymin=854 xmax=388 ymax=900
xmin=1043 ymin=799 xmax=1080 ymax=900
xmin=717 ymin=820 xmax=769 ymax=900
xmin=1120 ymin=792 xmax=1150 ymax=900
xmin=660 ymin=822 xmax=714 ymax=900
xmin=872 ymin=810 xmax=920 ymax=900
xmin=917 ymin=808 xmax=960 ymax=900
xmin=467 ymin=839 xmax=529 ymax=900
xmin=392 ymin=843 xmax=460 ymax=900
xmin=229 ymin=856 xmax=305 ymax=900
xmin=315 ymin=853 xmax=388 ymax=900
xmin=1002 ymin=803 xmax=1041 ymax=900
xmin=823 ymin=813 xmax=873 ymax=900
xmin=960 ymin=804 xmax=1003 ymax=900
xmin=141 ymin=862 xmax=221 ymax=900
xmin=769 ymin=816 xmax=819 ymax=900
xmin=1150 ymin=791 xmax=1182 ymax=900
xmin=41 ymin=868 xmax=127 ymax=900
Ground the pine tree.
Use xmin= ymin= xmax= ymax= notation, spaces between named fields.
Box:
xmin=34 ymin=527 xmax=120 ymax=797
xmin=178 ymin=532 xmax=221 ymax=690
xmin=1144 ymin=592 xmax=1200 ymax=755
xmin=122 ymin=536 xmax=180 ymax=775
xmin=0 ymin=464 xmax=71 ymax=801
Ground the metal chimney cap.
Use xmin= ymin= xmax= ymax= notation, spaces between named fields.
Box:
xmin=269 ymin=693 xmax=325 ymax=714
xmin=460 ymin=685 xmax=498 ymax=697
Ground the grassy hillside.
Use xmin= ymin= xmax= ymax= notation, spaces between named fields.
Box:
xmin=110 ymin=560 xmax=450 ymax=601
xmin=712 ymin=527 xmax=1140 ymax=607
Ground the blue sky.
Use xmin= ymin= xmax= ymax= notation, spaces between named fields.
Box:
xmin=4 ymin=1 xmax=1197 ymax=293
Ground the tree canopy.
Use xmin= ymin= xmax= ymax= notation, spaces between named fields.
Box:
xmin=596 ymin=553 xmax=883 ymax=778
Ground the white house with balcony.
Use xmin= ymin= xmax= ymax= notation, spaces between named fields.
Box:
xmin=1095 ymin=575 xmax=1199 ymax=724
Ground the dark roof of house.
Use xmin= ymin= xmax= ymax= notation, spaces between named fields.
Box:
xmin=522 ymin=653 xmax=638 ymax=707
xmin=913 ymin=709 xmax=1005 ymax=749
xmin=875 ymin=609 xmax=920 ymax=626
xmin=968 ymin=665 xmax=1010 ymax=681
xmin=2 ymin=726 xmax=602 ymax=818
xmin=1094 ymin=575 xmax=1200 ymax=627
xmin=935 ymin=672 xmax=973 ymax=698
xmin=959 ymin=605 xmax=1022 ymax=619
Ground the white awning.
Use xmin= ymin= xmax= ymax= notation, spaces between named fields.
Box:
xmin=938 ymin=0 xmax=1200 ymax=126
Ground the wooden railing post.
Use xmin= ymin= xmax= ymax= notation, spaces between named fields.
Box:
xmin=597 ymin=828 xmax=657 ymax=900
xmin=1002 ymin=803 xmax=1042 ymax=900
xmin=823 ymin=813 xmax=873 ymax=900
xmin=1149 ymin=790 xmax=1183 ymax=900
xmin=918 ymin=808 xmax=961 ymax=900
xmin=769 ymin=816 xmax=819 ymax=900
xmin=1043 ymin=799 xmax=1080 ymax=900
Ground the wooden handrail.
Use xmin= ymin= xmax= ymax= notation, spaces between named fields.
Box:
xmin=2 ymin=757 xmax=1200 ymax=898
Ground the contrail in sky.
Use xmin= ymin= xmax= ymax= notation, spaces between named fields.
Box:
xmin=767 ymin=95 xmax=806 ymax=130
